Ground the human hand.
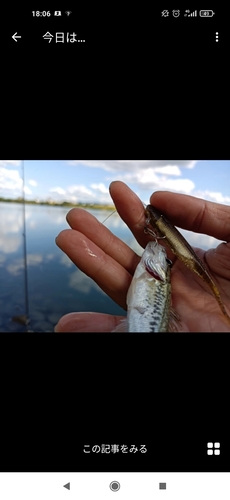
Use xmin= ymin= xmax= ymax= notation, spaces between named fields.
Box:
xmin=54 ymin=181 xmax=230 ymax=332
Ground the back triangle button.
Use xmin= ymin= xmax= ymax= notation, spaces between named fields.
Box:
xmin=63 ymin=483 xmax=70 ymax=490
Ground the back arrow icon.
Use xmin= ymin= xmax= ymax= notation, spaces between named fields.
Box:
xmin=12 ymin=32 xmax=21 ymax=42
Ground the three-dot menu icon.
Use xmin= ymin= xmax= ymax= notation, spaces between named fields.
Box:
xmin=207 ymin=442 xmax=220 ymax=455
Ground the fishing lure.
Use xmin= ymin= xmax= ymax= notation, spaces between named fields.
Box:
xmin=145 ymin=205 xmax=230 ymax=325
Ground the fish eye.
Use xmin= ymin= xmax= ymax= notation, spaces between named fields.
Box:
xmin=166 ymin=258 xmax=173 ymax=267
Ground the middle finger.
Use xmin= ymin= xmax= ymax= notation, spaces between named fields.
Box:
xmin=56 ymin=228 xmax=133 ymax=310
xmin=66 ymin=207 xmax=141 ymax=274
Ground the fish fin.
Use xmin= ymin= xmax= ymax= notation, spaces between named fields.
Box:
xmin=111 ymin=318 xmax=128 ymax=333
xmin=168 ymin=307 xmax=182 ymax=332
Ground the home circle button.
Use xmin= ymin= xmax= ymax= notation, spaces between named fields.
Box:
xmin=109 ymin=481 xmax=121 ymax=492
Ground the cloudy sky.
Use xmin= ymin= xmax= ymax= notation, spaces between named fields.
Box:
xmin=0 ymin=160 xmax=230 ymax=205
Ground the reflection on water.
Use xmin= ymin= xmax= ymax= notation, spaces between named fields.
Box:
xmin=0 ymin=202 xmax=222 ymax=332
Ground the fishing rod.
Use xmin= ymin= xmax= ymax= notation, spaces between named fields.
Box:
xmin=12 ymin=161 xmax=30 ymax=331
xmin=22 ymin=160 xmax=30 ymax=331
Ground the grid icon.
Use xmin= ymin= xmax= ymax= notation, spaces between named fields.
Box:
xmin=207 ymin=442 xmax=220 ymax=455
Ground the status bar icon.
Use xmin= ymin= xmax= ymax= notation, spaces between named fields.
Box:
xmin=172 ymin=10 xmax=180 ymax=17
xmin=161 ymin=10 xmax=169 ymax=17
xmin=188 ymin=10 xmax=197 ymax=17
xmin=199 ymin=10 xmax=215 ymax=17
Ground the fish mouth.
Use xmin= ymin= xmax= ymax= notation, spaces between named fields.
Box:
xmin=145 ymin=264 xmax=165 ymax=280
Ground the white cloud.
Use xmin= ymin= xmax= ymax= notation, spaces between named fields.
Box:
xmin=49 ymin=187 xmax=66 ymax=195
xmin=90 ymin=183 xmax=108 ymax=193
xmin=156 ymin=177 xmax=195 ymax=193
xmin=68 ymin=268 xmax=105 ymax=294
xmin=68 ymin=185 xmax=92 ymax=195
xmin=27 ymin=254 xmax=43 ymax=265
xmin=0 ymin=235 xmax=22 ymax=254
xmin=0 ymin=167 xmax=22 ymax=191
xmin=6 ymin=254 xmax=43 ymax=276
xmin=60 ymin=254 xmax=74 ymax=268
xmin=66 ymin=160 xmax=197 ymax=197
xmin=6 ymin=258 xmax=25 ymax=276
xmin=24 ymin=186 xmax=32 ymax=194
xmin=0 ymin=209 xmax=23 ymax=234
xmin=193 ymin=190 xmax=230 ymax=205
xmin=45 ymin=254 xmax=55 ymax=261
xmin=76 ymin=184 xmax=111 ymax=203
xmin=119 ymin=168 xmax=195 ymax=194
xmin=28 ymin=179 xmax=37 ymax=186
xmin=48 ymin=183 xmax=113 ymax=204
xmin=0 ymin=160 xmax=22 ymax=167
xmin=154 ymin=165 xmax=181 ymax=175
xmin=0 ymin=163 xmax=37 ymax=199
xmin=68 ymin=160 xmax=196 ymax=173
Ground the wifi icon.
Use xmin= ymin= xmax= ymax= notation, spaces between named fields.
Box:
xmin=65 ymin=11 xmax=72 ymax=16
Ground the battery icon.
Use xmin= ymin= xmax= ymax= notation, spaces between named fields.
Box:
xmin=199 ymin=10 xmax=215 ymax=17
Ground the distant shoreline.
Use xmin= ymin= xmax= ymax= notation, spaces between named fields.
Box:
xmin=0 ymin=198 xmax=115 ymax=210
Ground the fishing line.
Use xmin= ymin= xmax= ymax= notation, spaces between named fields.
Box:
xmin=22 ymin=160 xmax=30 ymax=331
xmin=101 ymin=209 xmax=117 ymax=225
xmin=102 ymin=199 xmax=147 ymax=225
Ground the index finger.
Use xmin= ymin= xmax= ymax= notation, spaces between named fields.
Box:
xmin=150 ymin=191 xmax=230 ymax=242
xmin=109 ymin=181 xmax=152 ymax=248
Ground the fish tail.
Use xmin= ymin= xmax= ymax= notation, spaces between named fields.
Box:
xmin=210 ymin=282 xmax=230 ymax=324
xmin=198 ymin=266 xmax=230 ymax=324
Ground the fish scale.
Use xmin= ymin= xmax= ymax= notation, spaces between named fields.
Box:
xmin=126 ymin=241 xmax=171 ymax=332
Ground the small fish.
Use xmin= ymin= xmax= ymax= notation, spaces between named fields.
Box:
xmin=145 ymin=204 xmax=230 ymax=325
xmin=113 ymin=240 xmax=178 ymax=332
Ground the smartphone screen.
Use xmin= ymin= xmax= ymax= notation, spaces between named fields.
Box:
xmin=0 ymin=5 xmax=229 ymax=500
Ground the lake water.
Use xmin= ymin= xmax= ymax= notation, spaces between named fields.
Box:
xmin=0 ymin=202 xmax=221 ymax=332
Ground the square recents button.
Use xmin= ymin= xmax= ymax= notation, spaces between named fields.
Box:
xmin=159 ymin=483 xmax=166 ymax=490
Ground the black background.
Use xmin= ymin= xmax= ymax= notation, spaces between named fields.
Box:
xmin=1 ymin=333 xmax=229 ymax=472
xmin=1 ymin=4 xmax=228 ymax=159
xmin=1 ymin=5 xmax=228 ymax=159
